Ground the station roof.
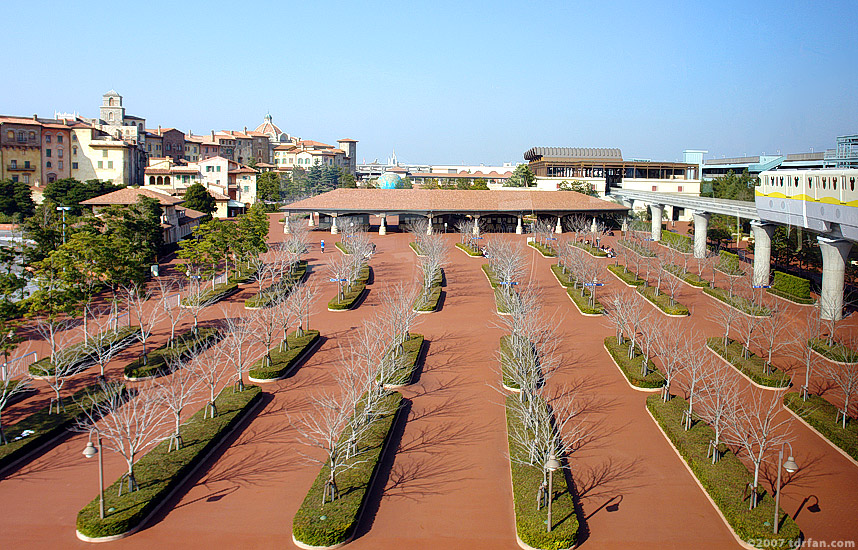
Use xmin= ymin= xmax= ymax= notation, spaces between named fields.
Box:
xmin=284 ymin=188 xmax=629 ymax=216
xmin=524 ymin=147 xmax=623 ymax=162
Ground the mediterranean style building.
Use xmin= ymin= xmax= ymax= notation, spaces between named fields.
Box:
xmin=252 ymin=114 xmax=357 ymax=174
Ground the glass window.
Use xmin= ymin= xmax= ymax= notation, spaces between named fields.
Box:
xmin=216 ymin=166 xmax=221 ymax=172
xmin=98 ymin=161 xmax=103 ymax=169
xmin=46 ymin=149 xmax=52 ymax=157
xmin=23 ymin=161 xmax=30 ymax=168
xmin=72 ymin=162 xmax=78 ymax=169
xmin=58 ymin=148 xmax=63 ymax=158
xmin=102 ymin=150 xmax=108 ymax=158
xmin=46 ymin=161 xmax=52 ymax=168
xmin=6 ymin=131 xmax=12 ymax=139
xmin=58 ymin=134 xmax=63 ymax=143
xmin=73 ymin=146 xmax=77 ymax=155
xmin=22 ymin=174 xmax=28 ymax=184
xmin=28 ymin=132 xmax=35 ymax=140
xmin=45 ymin=134 xmax=51 ymax=143
xmin=108 ymin=161 xmax=113 ymax=169
xmin=59 ymin=161 xmax=63 ymax=169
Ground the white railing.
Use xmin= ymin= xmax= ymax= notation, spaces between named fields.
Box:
xmin=3 ymin=351 xmax=37 ymax=379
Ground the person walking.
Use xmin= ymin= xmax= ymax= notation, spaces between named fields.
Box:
xmin=320 ymin=239 xmax=325 ymax=253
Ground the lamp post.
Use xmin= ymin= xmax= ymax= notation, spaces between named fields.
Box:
xmin=773 ymin=442 xmax=798 ymax=534
xmin=544 ymin=454 xmax=561 ymax=532
xmin=82 ymin=429 xmax=105 ymax=519
xmin=56 ymin=206 xmax=72 ymax=244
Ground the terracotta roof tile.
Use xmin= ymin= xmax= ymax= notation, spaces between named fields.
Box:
xmin=80 ymin=187 xmax=185 ymax=206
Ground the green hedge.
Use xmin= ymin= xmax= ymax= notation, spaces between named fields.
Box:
xmin=573 ymin=241 xmax=608 ymax=257
xmin=506 ymin=395 xmax=578 ymax=549
xmin=409 ymin=242 xmax=424 ymax=256
xmin=566 ymin=286 xmax=603 ymax=315
xmin=617 ymin=239 xmax=656 ymax=258
xmin=636 ymin=285 xmax=689 ymax=316
xmin=528 ymin=241 xmax=557 ymax=257
xmin=245 ymin=261 xmax=308 ymax=308
xmin=335 ymin=241 xmax=351 ymax=255
xmin=661 ymin=230 xmax=694 ymax=252
xmin=180 ymin=282 xmax=239 ymax=308
xmin=124 ymin=327 xmax=221 ymax=379
xmin=292 ymin=391 xmax=403 ymax=547
xmin=328 ymin=265 xmax=371 ymax=310
xmin=482 ymin=263 xmax=499 ymax=288
xmin=703 ymin=287 xmax=770 ymax=317
xmin=647 ymin=394 xmax=801 ymax=548
xmin=550 ymin=264 xmax=574 ymax=287
xmin=382 ymin=335 xmax=424 ymax=387
xmin=664 ymin=264 xmax=710 ymax=287
xmin=455 ymin=242 xmax=483 ymax=256
xmin=228 ymin=264 xmax=259 ymax=284
xmin=767 ymin=287 xmax=815 ymax=305
xmin=76 ymin=386 xmax=262 ymax=539
xmin=769 ymin=271 xmax=812 ymax=303
xmin=247 ymin=330 xmax=320 ymax=380
xmin=604 ymin=336 xmax=665 ymax=389
xmin=784 ymin=392 xmax=858 ymax=461
xmin=607 ymin=264 xmax=645 ymax=286
xmin=29 ymin=326 xmax=141 ymax=376
xmin=414 ymin=270 xmax=443 ymax=312
xmin=716 ymin=250 xmax=744 ymax=276
xmin=706 ymin=338 xmax=789 ymax=388
xmin=808 ymin=338 xmax=858 ymax=363
xmin=0 ymin=384 xmax=122 ymax=473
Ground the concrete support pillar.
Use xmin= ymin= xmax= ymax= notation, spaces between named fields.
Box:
xmin=516 ymin=215 xmax=523 ymax=235
xmin=555 ymin=216 xmax=563 ymax=234
xmin=379 ymin=214 xmax=387 ymax=236
xmin=591 ymin=217 xmax=597 ymax=233
xmin=750 ymin=221 xmax=775 ymax=287
xmin=817 ymin=236 xmax=853 ymax=321
xmin=426 ymin=214 xmax=433 ymax=235
xmin=649 ymin=204 xmax=663 ymax=242
xmin=330 ymin=214 xmax=338 ymax=234
xmin=692 ymin=211 xmax=710 ymax=258
xmin=308 ymin=212 xmax=316 ymax=227
xmin=283 ymin=212 xmax=291 ymax=235
xmin=473 ymin=215 xmax=480 ymax=235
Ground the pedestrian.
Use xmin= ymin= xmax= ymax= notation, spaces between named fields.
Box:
xmin=320 ymin=239 xmax=325 ymax=253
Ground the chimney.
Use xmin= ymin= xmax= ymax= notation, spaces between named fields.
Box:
xmin=211 ymin=130 xmax=215 ymax=140
xmin=244 ymin=126 xmax=247 ymax=134
xmin=158 ymin=125 xmax=161 ymax=133
xmin=33 ymin=114 xmax=38 ymax=121
xmin=189 ymin=130 xmax=193 ymax=137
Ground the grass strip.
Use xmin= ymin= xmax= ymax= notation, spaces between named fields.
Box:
xmin=618 ymin=239 xmax=656 ymax=257
xmin=808 ymin=338 xmax=858 ymax=363
xmin=247 ymin=330 xmax=320 ymax=381
xmin=573 ymin=241 xmax=608 ymax=257
xmin=29 ymin=326 xmax=141 ymax=376
xmin=228 ymin=264 xmax=259 ymax=284
xmin=566 ymin=286 xmax=603 ymax=315
xmin=382 ymin=335 xmax=424 ymax=387
xmin=603 ymin=336 xmax=664 ymax=388
xmin=505 ymin=394 xmax=578 ymax=549
xmin=292 ymin=391 xmax=403 ymax=547
xmin=76 ymin=386 xmax=262 ymax=539
xmin=765 ymin=287 xmax=815 ymax=305
xmin=550 ymin=264 xmax=574 ymax=287
xmin=0 ymin=384 xmax=120 ymax=473
xmin=414 ymin=270 xmax=443 ymax=312
xmin=606 ymin=264 xmax=645 ymax=286
xmin=455 ymin=242 xmax=483 ymax=256
xmin=328 ymin=265 xmax=370 ymax=310
xmin=784 ymin=392 xmax=858 ymax=462
xmin=245 ymin=261 xmax=308 ymax=308
xmin=706 ymin=338 xmax=789 ymax=388
xmin=703 ymin=287 xmax=771 ymax=317
xmin=636 ymin=285 xmax=690 ymax=316
xmin=180 ymin=282 xmax=239 ymax=308
xmin=528 ymin=241 xmax=557 ymax=257
xmin=408 ymin=242 xmax=424 ymax=256
xmin=646 ymin=394 xmax=800 ymax=548
xmin=124 ymin=327 xmax=221 ymax=379
xmin=335 ymin=241 xmax=351 ymax=255
xmin=664 ymin=263 xmax=710 ymax=288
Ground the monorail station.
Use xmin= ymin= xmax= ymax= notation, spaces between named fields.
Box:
xmin=282 ymin=188 xmax=629 ymax=235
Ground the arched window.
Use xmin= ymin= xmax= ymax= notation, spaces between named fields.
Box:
xmin=157 ymin=176 xmax=163 ymax=185
xmin=108 ymin=112 xmax=114 ymax=121
xmin=149 ymin=176 xmax=155 ymax=185
xmin=6 ymin=131 xmax=13 ymax=140
xmin=28 ymin=132 xmax=34 ymax=140
xmin=164 ymin=176 xmax=170 ymax=185
xmin=45 ymin=134 xmax=51 ymax=143
xmin=46 ymin=161 xmax=52 ymax=168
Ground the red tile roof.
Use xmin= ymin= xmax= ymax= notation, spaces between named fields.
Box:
xmin=80 ymin=187 xmax=185 ymax=206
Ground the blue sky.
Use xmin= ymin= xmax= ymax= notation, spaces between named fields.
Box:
xmin=7 ymin=0 xmax=857 ymax=166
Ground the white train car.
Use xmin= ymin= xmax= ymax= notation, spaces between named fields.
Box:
xmin=756 ymin=168 xmax=858 ymax=241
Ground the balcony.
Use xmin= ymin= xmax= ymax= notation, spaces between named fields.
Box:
xmin=7 ymin=164 xmax=36 ymax=171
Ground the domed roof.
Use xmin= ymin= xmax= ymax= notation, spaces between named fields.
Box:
xmin=377 ymin=172 xmax=402 ymax=189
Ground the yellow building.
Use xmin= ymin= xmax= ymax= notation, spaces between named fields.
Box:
xmin=0 ymin=117 xmax=42 ymax=186
xmin=70 ymin=124 xmax=134 ymax=185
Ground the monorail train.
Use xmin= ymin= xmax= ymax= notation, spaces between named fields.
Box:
xmin=756 ymin=168 xmax=858 ymax=241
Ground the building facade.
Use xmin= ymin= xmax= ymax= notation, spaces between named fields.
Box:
xmin=0 ymin=117 xmax=42 ymax=186
xmin=40 ymin=122 xmax=71 ymax=183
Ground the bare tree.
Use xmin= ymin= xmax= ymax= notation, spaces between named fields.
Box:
xmin=757 ymin=302 xmax=787 ymax=371
xmin=75 ymin=382 xmax=169 ymax=495
xmin=486 ymin=238 xmax=527 ymax=302
xmin=417 ymin=233 xmax=447 ymax=298
xmin=696 ymin=251 xmax=718 ymax=286
xmin=661 ymin=261 xmax=684 ymax=307
xmin=708 ymin=299 xmax=741 ymax=349
xmin=696 ymin=362 xmax=739 ymax=463
xmin=682 ymin=342 xmax=710 ymax=430
xmin=0 ymin=359 xmax=31 ymax=445
xmin=155 ymin=358 xmax=203 ymax=451
xmin=32 ymin=318 xmax=86 ymax=413
xmin=87 ymin=308 xmax=133 ymax=379
xmin=326 ymin=254 xmax=353 ymax=305
xmin=123 ymin=282 xmax=165 ymax=364
xmin=563 ymin=214 xmax=589 ymax=243
xmin=157 ymin=276 xmax=185 ymax=347
xmin=790 ymin=307 xmax=824 ymax=400
xmin=654 ymin=321 xmax=689 ymax=401
xmin=604 ymin=291 xmax=632 ymax=346
xmin=735 ymin=307 xmax=765 ymax=360
xmin=217 ymin=310 xmax=263 ymax=392
xmin=189 ymin=347 xmax=230 ymax=418
xmin=287 ymin=281 xmax=318 ymax=338
xmin=723 ymin=388 xmax=793 ymax=509
xmin=820 ymin=334 xmax=858 ymax=428
xmin=532 ymin=219 xmax=555 ymax=250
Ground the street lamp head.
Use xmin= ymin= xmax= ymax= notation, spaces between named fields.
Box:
xmin=82 ymin=441 xmax=98 ymax=459
xmin=783 ymin=456 xmax=798 ymax=473
xmin=56 ymin=206 xmax=73 ymax=212
xmin=544 ymin=454 xmax=561 ymax=472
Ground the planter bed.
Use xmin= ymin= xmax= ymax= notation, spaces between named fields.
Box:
xmin=482 ymin=264 xmax=514 ymax=314
xmin=408 ymin=242 xmax=425 ymax=257
xmin=292 ymin=391 xmax=403 ymax=548
xmin=245 ymin=261 xmax=308 ymax=309
xmin=29 ymin=326 xmax=141 ymax=377
xmin=565 ymin=286 xmax=603 ymax=315
xmin=381 ymin=334 xmax=424 ymax=388
xmin=808 ymin=338 xmax=858 ymax=364
xmin=550 ymin=264 xmax=574 ymax=287
xmin=606 ymin=264 xmax=645 ymax=286
xmin=703 ymin=287 xmax=770 ymax=317
xmin=784 ymin=392 xmax=858 ymax=462
xmin=527 ymin=241 xmax=557 ymax=257
xmin=617 ymin=239 xmax=656 ymax=258
xmin=706 ymin=338 xmax=789 ymax=388
xmin=499 ymin=336 xmax=521 ymax=391
xmin=455 ymin=242 xmax=483 ymax=257
xmin=636 ymin=285 xmax=689 ymax=316
xmin=247 ymin=330 xmax=321 ymax=381
xmin=603 ymin=336 xmax=665 ymax=389
xmin=646 ymin=394 xmax=800 ymax=548
xmin=123 ymin=327 xmax=222 ymax=380
xmin=328 ymin=265 xmax=371 ymax=311
xmin=180 ymin=282 xmax=239 ymax=308
xmin=413 ymin=271 xmax=443 ymax=312
xmin=229 ymin=264 xmax=260 ymax=285
xmin=664 ymin=264 xmax=710 ymax=288
xmin=573 ymin=241 xmax=608 ymax=257
xmin=0 ymin=384 xmax=121 ymax=474
xmin=766 ymin=287 xmax=815 ymax=305
xmin=76 ymin=386 xmax=263 ymax=540
xmin=335 ymin=241 xmax=352 ymax=255
xmin=505 ymin=394 xmax=578 ymax=549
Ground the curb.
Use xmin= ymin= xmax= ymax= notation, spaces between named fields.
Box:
xmin=643 ymin=406 xmax=759 ymax=550
xmin=781 ymin=401 xmax=858 ymax=469
xmin=663 ymin=266 xmax=711 ymax=290
xmin=549 ymin=266 xmax=573 ymax=289
xmin=76 ymin=392 xmax=266 ymax=543
xmin=565 ymin=289 xmax=603 ymax=317
xmin=602 ymin=343 xmax=663 ymax=393
xmin=810 ymin=346 xmax=857 ymax=366
xmin=635 ymin=287 xmax=689 ymax=318
xmin=248 ymin=335 xmax=322 ymax=383
xmin=527 ymin=242 xmax=557 ymax=258
xmin=702 ymin=291 xmax=770 ymax=319
xmin=327 ymin=288 xmax=368 ymax=312
xmin=705 ymin=345 xmax=789 ymax=390
xmin=455 ymin=243 xmax=483 ymax=258
xmin=606 ymin=267 xmax=640 ymax=288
